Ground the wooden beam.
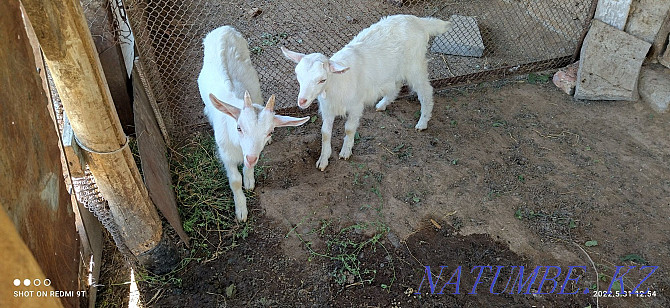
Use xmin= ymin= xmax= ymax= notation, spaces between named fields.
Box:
xmin=21 ymin=0 xmax=167 ymax=260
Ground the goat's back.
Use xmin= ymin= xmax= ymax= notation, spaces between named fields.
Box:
xmin=326 ymin=15 xmax=450 ymax=105
xmin=347 ymin=15 xmax=450 ymax=56
xmin=198 ymin=25 xmax=263 ymax=108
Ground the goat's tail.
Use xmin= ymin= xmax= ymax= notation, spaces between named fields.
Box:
xmin=419 ymin=17 xmax=452 ymax=37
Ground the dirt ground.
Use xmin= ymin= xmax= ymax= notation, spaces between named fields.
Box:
xmin=98 ymin=77 xmax=670 ymax=307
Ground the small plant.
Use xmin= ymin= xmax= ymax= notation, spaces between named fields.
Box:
xmin=620 ymin=253 xmax=647 ymax=265
xmin=260 ymin=32 xmax=289 ymax=46
xmin=527 ymin=73 xmax=550 ymax=84
xmin=392 ymin=143 xmax=412 ymax=160
xmin=288 ymin=220 xmax=394 ymax=288
xmin=405 ymin=191 xmax=421 ymax=205
xmin=492 ymin=120 xmax=506 ymax=127
xmin=250 ymin=46 xmax=263 ymax=55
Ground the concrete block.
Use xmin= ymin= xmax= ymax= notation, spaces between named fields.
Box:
xmin=552 ymin=61 xmax=579 ymax=95
xmin=625 ymin=0 xmax=670 ymax=43
xmin=639 ymin=64 xmax=670 ymax=112
xmin=660 ymin=35 xmax=670 ymax=68
xmin=431 ymin=15 xmax=484 ymax=57
xmin=575 ymin=20 xmax=651 ymax=101
xmin=595 ymin=0 xmax=632 ymax=30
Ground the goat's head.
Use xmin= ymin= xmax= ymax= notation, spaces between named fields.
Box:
xmin=209 ymin=91 xmax=309 ymax=168
xmin=281 ymin=46 xmax=349 ymax=109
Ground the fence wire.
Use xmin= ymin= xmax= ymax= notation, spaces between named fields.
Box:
xmin=118 ymin=0 xmax=594 ymax=141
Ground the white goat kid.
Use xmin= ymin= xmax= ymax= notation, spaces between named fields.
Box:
xmin=198 ymin=26 xmax=309 ymax=222
xmin=282 ymin=15 xmax=451 ymax=171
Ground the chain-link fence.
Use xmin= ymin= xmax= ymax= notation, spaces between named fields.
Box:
xmin=121 ymin=0 xmax=595 ymax=141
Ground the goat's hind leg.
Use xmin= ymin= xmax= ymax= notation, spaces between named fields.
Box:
xmin=375 ymin=82 xmax=402 ymax=111
xmin=408 ymin=67 xmax=434 ymax=130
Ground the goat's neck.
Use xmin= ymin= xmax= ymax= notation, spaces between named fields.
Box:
xmin=321 ymin=71 xmax=350 ymax=102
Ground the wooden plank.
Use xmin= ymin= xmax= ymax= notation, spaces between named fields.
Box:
xmin=21 ymin=0 xmax=165 ymax=259
xmin=0 ymin=1 xmax=80 ymax=307
xmin=595 ymin=0 xmax=632 ymax=30
xmin=0 ymin=208 xmax=64 ymax=308
xmin=71 ymin=194 xmax=103 ymax=308
xmin=82 ymin=0 xmax=134 ymax=134
xmin=133 ymin=66 xmax=190 ymax=247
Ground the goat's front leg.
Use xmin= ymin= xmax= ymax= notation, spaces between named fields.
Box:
xmin=339 ymin=107 xmax=363 ymax=160
xmin=224 ymin=160 xmax=247 ymax=222
xmin=316 ymin=113 xmax=335 ymax=171
xmin=242 ymin=164 xmax=255 ymax=191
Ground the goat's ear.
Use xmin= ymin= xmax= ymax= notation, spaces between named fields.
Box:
xmin=209 ymin=93 xmax=240 ymax=119
xmin=281 ymin=46 xmax=304 ymax=63
xmin=328 ymin=60 xmax=349 ymax=74
xmin=273 ymin=115 xmax=310 ymax=127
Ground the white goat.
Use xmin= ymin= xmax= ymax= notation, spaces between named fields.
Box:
xmin=282 ymin=15 xmax=451 ymax=171
xmin=198 ymin=26 xmax=309 ymax=221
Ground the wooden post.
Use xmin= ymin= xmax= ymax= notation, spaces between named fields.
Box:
xmin=21 ymin=0 xmax=172 ymax=266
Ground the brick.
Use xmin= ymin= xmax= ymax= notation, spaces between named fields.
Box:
xmin=552 ymin=61 xmax=579 ymax=95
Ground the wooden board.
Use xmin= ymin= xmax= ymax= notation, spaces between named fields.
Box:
xmin=133 ymin=67 xmax=190 ymax=246
xmin=82 ymin=0 xmax=134 ymax=134
xmin=0 ymin=1 xmax=80 ymax=307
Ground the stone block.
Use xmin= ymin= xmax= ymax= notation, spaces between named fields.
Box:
xmin=553 ymin=61 xmax=579 ymax=95
xmin=574 ymin=20 xmax=651 ymax=101
xmin=431 ymin=15 xmax=484 ymax=57
xmin=660 ymin=35 xmax=670 ymax=68
xmin=639 ymin=64 xmax=670 ymax=112
xmin=625 ymin=0 xmax=670 ymax=43
xmin=595 ymin=0 xmax=632 ymax=30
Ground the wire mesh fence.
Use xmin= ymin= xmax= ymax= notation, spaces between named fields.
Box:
xmin=118 ymin=0 xmax=595 ymax=141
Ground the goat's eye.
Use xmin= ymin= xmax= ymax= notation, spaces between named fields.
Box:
xmin=318 ymin=79 xmax=326 ymax=84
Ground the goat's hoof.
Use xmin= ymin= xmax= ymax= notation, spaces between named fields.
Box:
xmin=316 ymin=158 xmax=329 ymax=171
xmin=236 ymin=209 xmax=248 ymax=222
xmin=244 ymin=179 xmax=255 ymax=191
xmin=415 ymin=122 xmax=428 ymax=131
